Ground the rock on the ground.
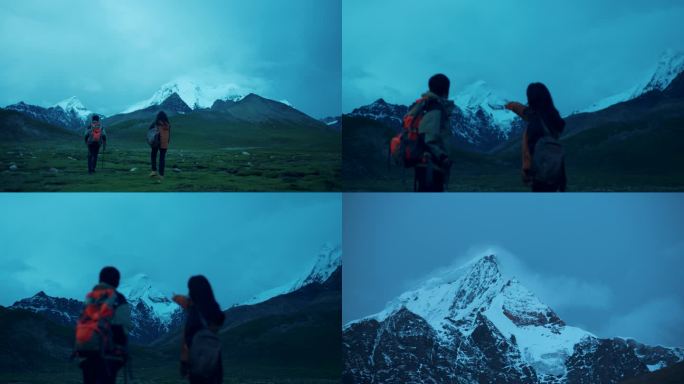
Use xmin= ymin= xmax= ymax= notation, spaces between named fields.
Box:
xmin=242 ymin=151 xmax=250 ymax=156
xmin=9 ymin=164 xmax=17 ymax=171
xmin=130 ymin=167 xmax=137 ymax=172
xmin=48 ymin=168 xmax=59 ymax=174
xmin=173 ymin=167 xmax=181 ymax=173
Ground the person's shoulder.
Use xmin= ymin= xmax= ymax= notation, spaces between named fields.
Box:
xmin=114 ymin=291 xmax=128 ymax=305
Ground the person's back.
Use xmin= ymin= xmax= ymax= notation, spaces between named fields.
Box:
xmin=76 ymin=266 xmax=131 ymax=384
xmin=506 ymin=83 xmax=567 ymax=192
xmin=84 ymin=115 xmax=107 ymax=174
xmin=413 ymin=74 xmax=454 ymax=192
xmin=173 ymin=275 xmax=225 ymax=384
xmin=149 ymin=111 xmax=171 ymax=181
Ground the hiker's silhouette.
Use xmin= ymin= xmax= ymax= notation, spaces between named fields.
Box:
xmin=148 ymin=111 xmax=171 ymax=182
xmin=173 ymin=275 xmax=225 ymax=384
xmin=85 ymin=115 xmax=106 ymax=175
xmin=75 ymin=266 xmax=131 ymax=384
xmin=390 ymin=73 xmax=454 ymax=192
xmin=506 ymin=82 xmax=567 ymax=192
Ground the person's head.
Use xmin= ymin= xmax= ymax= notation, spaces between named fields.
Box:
xmin=99 ymin=266 xmax=120 ymax=288
xmin=526 ymin=82 xmax=555 ymax=112
xmin=188 ymin=275 xmax=223 ymax=321
xmin=155 ymin=111 xmax=169 ymax=126
xmin=428 ymin=74 xmax=450 ymax=98
xmin=91 ymin=115 xmax=100 ymax=126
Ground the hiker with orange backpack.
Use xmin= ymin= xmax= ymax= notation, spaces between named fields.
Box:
xmin=74 ymin=266 xmax=131 ymax=384
xmin=148 ymin=111 xmax=171 ymax=181
xmin=85 ymin=115 xmax=107 ymax=175
xmin=505 ymin=82 xmax=567 ymax=192
xmin=172 ymin=275 xmax=225 ymax=384
xmin=390 ymin=74 xmax=454 ymax=191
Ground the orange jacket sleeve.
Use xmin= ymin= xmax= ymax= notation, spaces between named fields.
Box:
xmin=505 ymin=102 xmax=528 ymax=121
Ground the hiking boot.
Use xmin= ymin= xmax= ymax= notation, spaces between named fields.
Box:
xmin=149 ymin=171 xmax=157 ymax=177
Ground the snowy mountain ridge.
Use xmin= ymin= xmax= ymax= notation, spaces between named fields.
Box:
xmin=580 ymin=49 xmax=684 ymax=113
xmin=124 ymin=78 xmax=253 ymax=113
xmin=243 ymin=244 xmax=342 ymax=305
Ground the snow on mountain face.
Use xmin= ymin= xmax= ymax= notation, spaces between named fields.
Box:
xmin=349 ymin=98 xmax=408 ymax=128
xmin=581 ymin=50 xmax=684 ymax=113
xmin=10 ymin=291 xmax=82 ymax=326
xmin=5 ymin=100 xmax=92 ymax=131
xmin=118 ymin=273 xmax=178 ymax=325
xmin=242 ymin=244 xmax=342 ymax=305
xmin=291 ymin=243 xmax=342 ymax=291
xmin=453 ymin=80 xmax=516 ymax=131
xmin=344 ymin=254 xmax=683 ymax=383
xmin=360 ymin=254 xmax=590 ymax=377
xmin=124 ymin=79 xmax=251 ymax=113
xmin=54 ymin=96 xmax=92 ymax=122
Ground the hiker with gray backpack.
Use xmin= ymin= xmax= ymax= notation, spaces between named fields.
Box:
xmin=147 ymin=111 xmax=171 ymax=181
xmin=74 ymin=266 xmax=132 ymax=384
xmin=173 ymin=275 xmax=225 ymax=384
xmin=85 ymin=115 xmax=107 ymax=175
xmin=505 ymin=82 xmax=567 ymax=192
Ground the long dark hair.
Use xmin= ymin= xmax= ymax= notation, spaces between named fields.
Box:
xmin=526 ymin=82 xmax=565 ymax=130
xmin=188 ymin=275 xmax=224 ymax=324
xmin=155 ymin=111 xmax=170 ymax=126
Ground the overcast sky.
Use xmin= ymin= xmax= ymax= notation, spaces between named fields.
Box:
xmin=0 ymin=193 xmax=341 ymax=309
xmin=343 ymin=0 xmax=684 ymax=114
xmin=343 ymin=193 xmax=684 ymax=348
xmin=0 ymin=0 xmax=340 ymax=118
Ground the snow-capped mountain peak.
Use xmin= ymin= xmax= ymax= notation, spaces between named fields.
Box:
xmin=365 ymin=254 xmax=504 ymax=333
xmin=118 ymin=273 xmax=177 ymax=324
xmin=344 ymin=257 xmax=684 ymax=383
xmin=580 ymin=49 xmax=684 ymax=113
xmin=455 ymin=80 xmax=497 ymax=108
xmin=351 ymin=254 xmax=598 ymax=378
xmin=54 ymin=96 xmax=93 ymax=121
xmin=124 ymin=78 xmax=252 ymax=113
xmin=242 ymin=244 xmax=342 ymax=305
xmin=454 ymin=81 xmax=516 ymax=128
xmin=641 ymin=49 xmax=684 ymax=94
xmin=291 ymin=243 xmax=342 ymax=291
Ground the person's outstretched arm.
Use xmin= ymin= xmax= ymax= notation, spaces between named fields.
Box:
xmin=172 ymin=294 xmax=190 ymax=309
xmin=505 ymin=102 xmax=528 ymax=120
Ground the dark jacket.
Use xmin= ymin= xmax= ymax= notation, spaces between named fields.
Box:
xmin=524 ymin=108 xmax=565 ymax=156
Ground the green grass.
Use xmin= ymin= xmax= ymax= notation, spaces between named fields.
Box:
xmin=0 ymin=115 xmax=341 ymax=191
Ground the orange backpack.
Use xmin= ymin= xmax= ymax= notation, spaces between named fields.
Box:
xmin=389 ymin=97 xmax=429 ymax=168
xmin=74 ymin=288 xmax=119 ymax=356
xmin=89 ymin=127 xmax=102 ymax=144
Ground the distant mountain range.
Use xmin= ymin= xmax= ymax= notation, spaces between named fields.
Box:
xmin=5 ymin=96 xmax=94 ymax=132
xmin=347 ymin=50 xmax=684 ymax=153
xmin=6 ymin=244 xmax=341 ymax=346
xmin=1 ymin=79 xmax=328 ymax=134
xmin=343 ymin=254 xmax=684 ymax=384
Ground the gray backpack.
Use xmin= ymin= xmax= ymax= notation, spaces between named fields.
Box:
xmin=532 ymin=117 xmax=564 ymax=186
xmin=146 ymin=124 xmax=160 ymax=148
xmin=189 ymin=314 xmax=222 ymax=380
